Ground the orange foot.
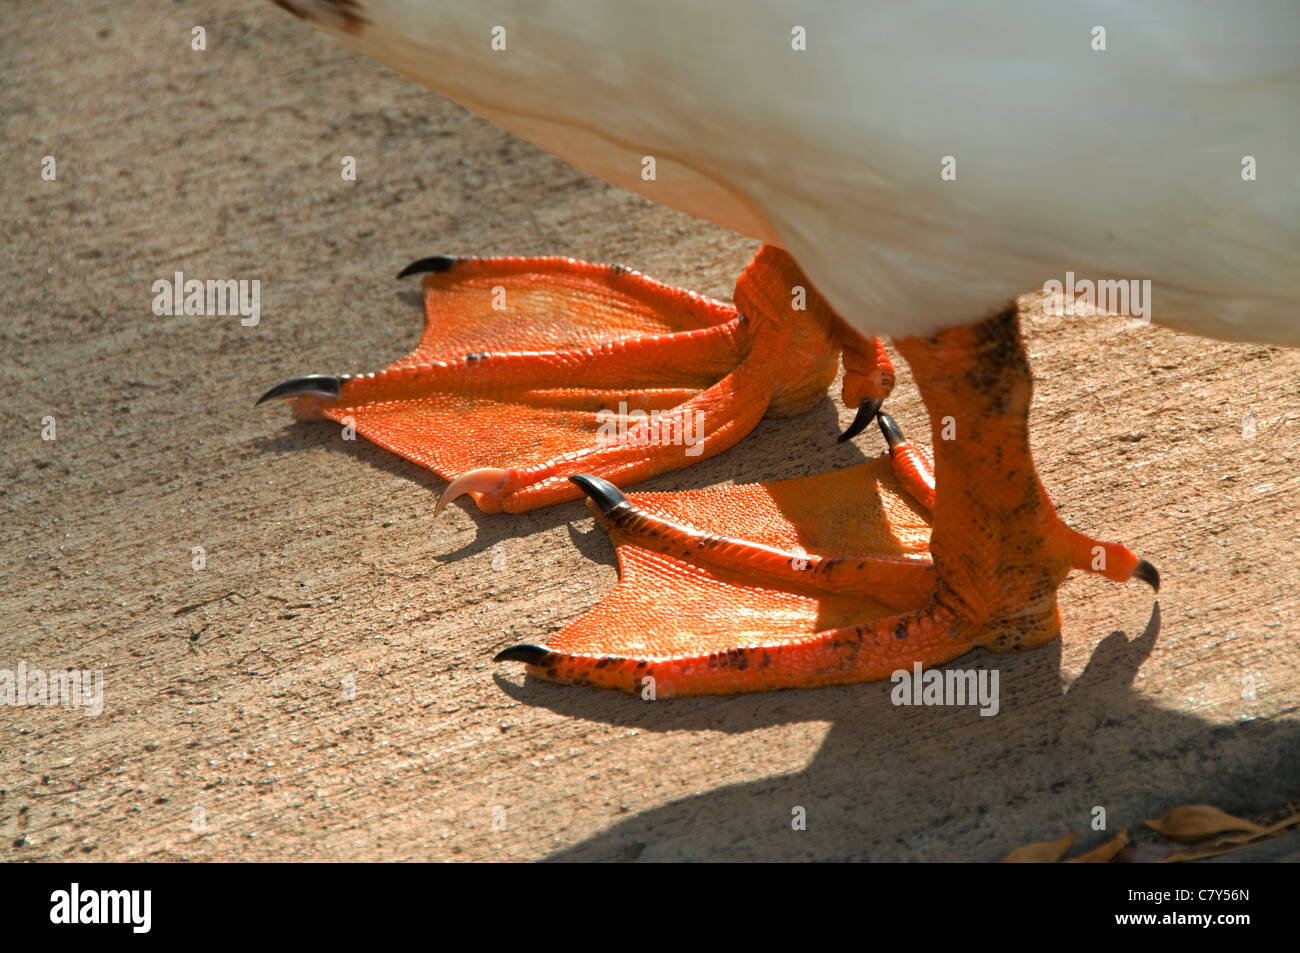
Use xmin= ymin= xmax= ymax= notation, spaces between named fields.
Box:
xmin=496 ymin=306 xmax=1159 ymax=697
xmin=258 ymin=246 xmax=892 ymax=512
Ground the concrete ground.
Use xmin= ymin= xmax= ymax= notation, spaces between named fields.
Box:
xmin=2 ymin=0 xmax=1297 ymax=861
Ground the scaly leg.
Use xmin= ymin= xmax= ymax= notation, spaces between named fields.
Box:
xmin=496 ymin=305 xmax=1157 ymax=696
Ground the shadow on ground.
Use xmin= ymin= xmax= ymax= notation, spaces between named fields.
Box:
xmin=492 ymin=605 xmax=1300 ymax=861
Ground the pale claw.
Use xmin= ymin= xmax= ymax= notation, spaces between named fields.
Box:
xmin=435 ymin=467 xmax=511 ymax=515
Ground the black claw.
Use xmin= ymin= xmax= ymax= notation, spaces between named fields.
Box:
xmin=569 ymin=473 xmax=628 ymax=516
xmin=1134 ymin=559 xmax=1160 ymax=593
xmin=877 ymin=412 xmax=906 ymax=450
xmin=837 ymin=398 xmax=883 ymax=443
xmin=397 ymin=255 xmax=458 ymax=278
xmin=494 ymin=644 xmax=555 ymax=666
xmin=256 ymin=374 xmax=342 ymax=405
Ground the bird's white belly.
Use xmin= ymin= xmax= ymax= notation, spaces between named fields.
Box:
xmin=289 ymin=0 xmax=1300 ymax=346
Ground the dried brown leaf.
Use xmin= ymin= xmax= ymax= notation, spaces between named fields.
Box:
xmin=1143 ymin=805 xmax=1265 ymax=843
xmin=1163 ymin=809 xmax=1300 ymax=861
xmin=1261 ymin=810 xmax=1300 ymax=837
xmin=1002 ymin=832 xmax=1077 ymax=863
xmin=1066 ymin=831 xmax=1128 ymax=863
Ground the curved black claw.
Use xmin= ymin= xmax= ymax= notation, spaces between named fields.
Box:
xmin=837 ymin=397 xmax=884 ymax=443
xmin=569 ymin=473 xmax=629 ymax=516
xmin=397 ymin=255 xmax=458 ymax=279
xmin=1134 ymin=559 xmax=1160 ymax=593
xmin=494 ymin=644 xmax=557 ymax=666
xmin=877 ymin=411 xmax=906 ymax=450
xmin=256 ymin=374 xmax=342 ymax=406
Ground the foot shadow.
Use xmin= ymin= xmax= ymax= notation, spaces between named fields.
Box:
xmin=506 ymin=604 xmax=1300 ymax=861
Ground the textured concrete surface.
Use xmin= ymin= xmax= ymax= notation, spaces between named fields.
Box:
xmin=1 ymin=1 xmax=1297 ymax=861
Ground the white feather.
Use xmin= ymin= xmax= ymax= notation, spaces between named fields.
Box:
xmin=290 ymin=0 xmax=1300 ymax=344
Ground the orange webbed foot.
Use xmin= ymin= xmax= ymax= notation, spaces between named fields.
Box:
xmin=497 ymin=458 xmax=943 ymax=697
xmin=496 ymin=307 xmax=1157 ymax=697
xmin=258 ymin=247 xmax=888 ymax=513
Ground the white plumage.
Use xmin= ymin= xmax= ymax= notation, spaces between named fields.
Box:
xmin=284 ymin=0 xmax=1300 ymax=344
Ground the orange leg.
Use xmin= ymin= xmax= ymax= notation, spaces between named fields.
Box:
xmin=497 ymin=305 xmax=1157 ymax=696
xmin=876 ymin=410 xmax=1155 ymax=589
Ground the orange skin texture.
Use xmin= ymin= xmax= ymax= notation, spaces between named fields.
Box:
xmin=284 ymin=247 xmax=891 ymax=512
xmin=523 ymin=308 xmax=1151 ymax=697
xmin=839 ymin=330 xmax=895 ymax=412
xmin=268 ymin=250 xmax=1149 ymax=696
